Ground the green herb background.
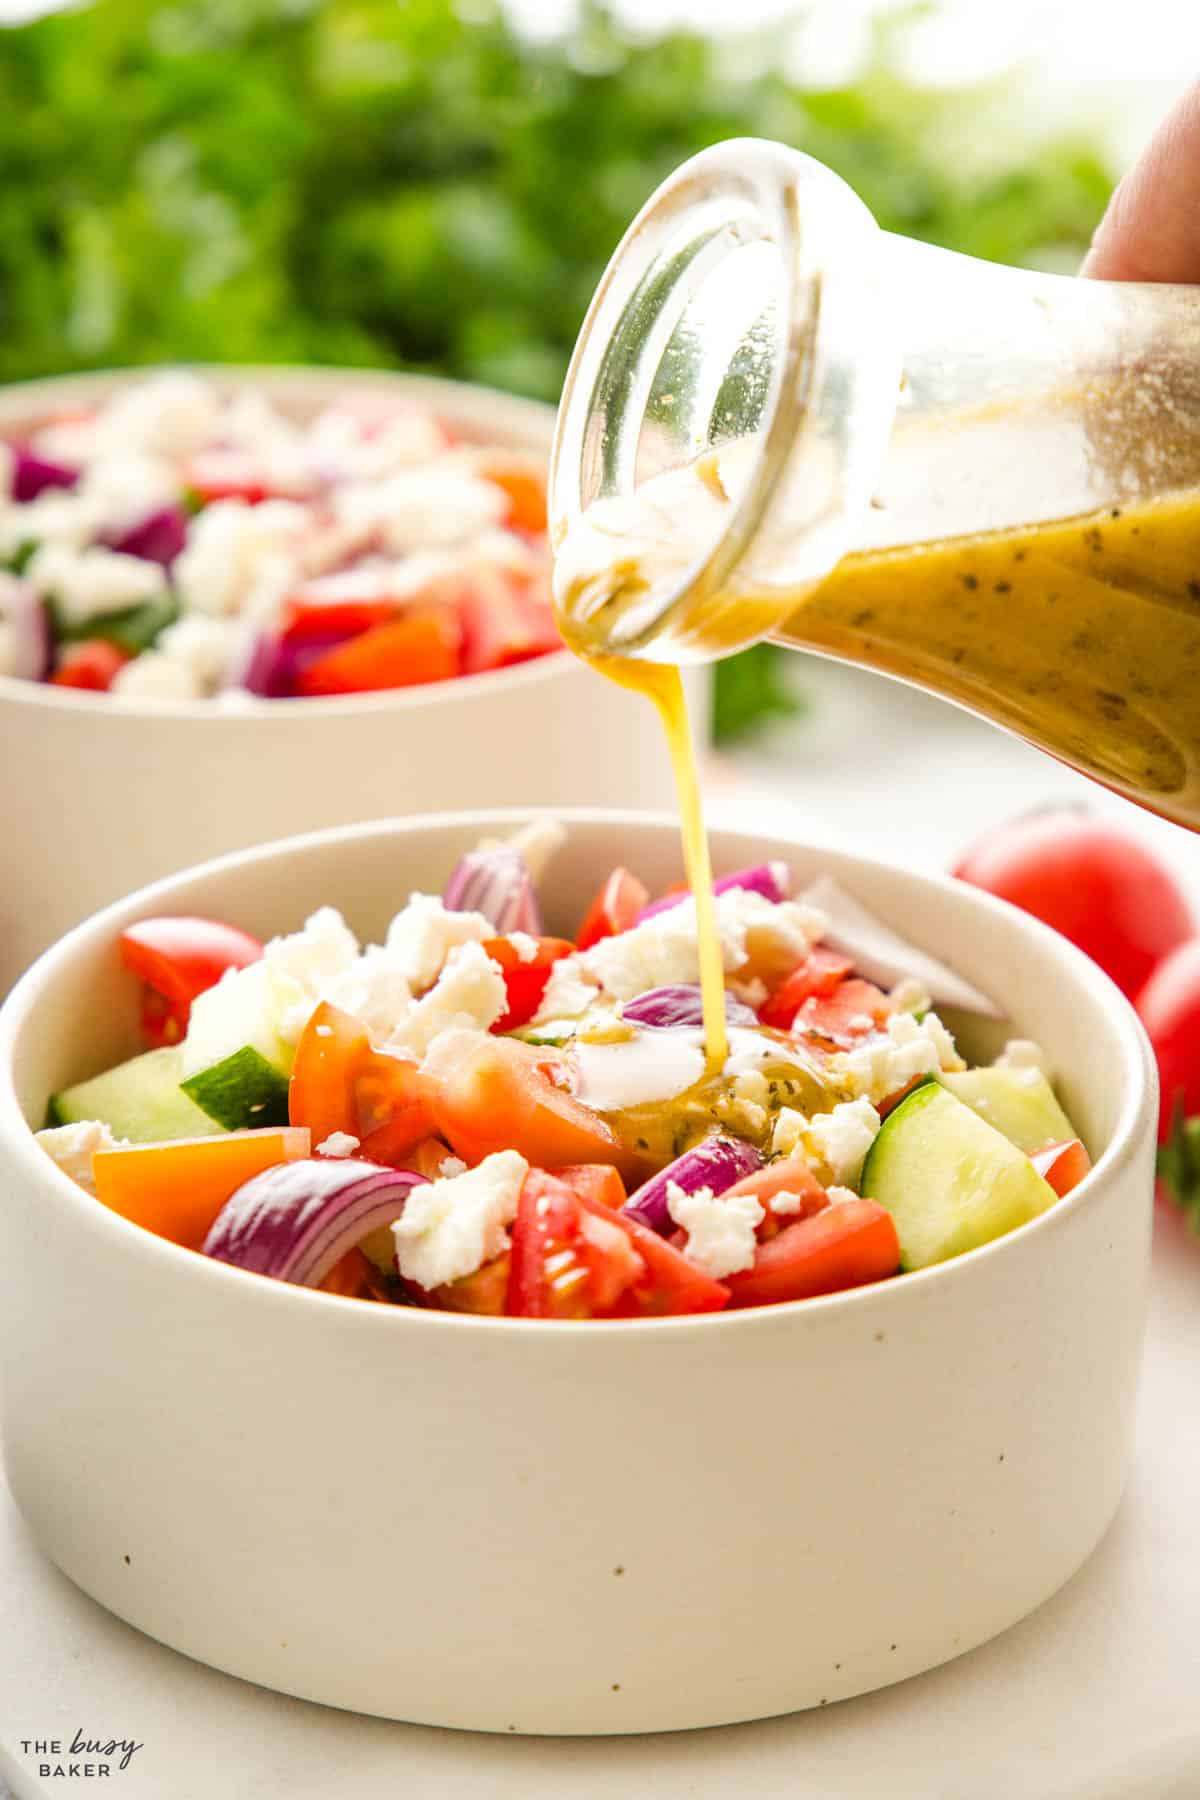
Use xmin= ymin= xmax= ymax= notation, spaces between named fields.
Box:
xmin=0 ymin=0 xmax=1116 ymax=736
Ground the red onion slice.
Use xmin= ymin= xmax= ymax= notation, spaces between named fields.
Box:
xmin=443 ymin=845 xmax=541 ymax=933
xmin=106 ymin=505 xmax=189 ymax=568
xmin=623 ymin=985 xmax=758 ymax=1030
xmin=623 ymin=1135 xmax=763 ymax=1236
xmin=11 ymin=444 xmax=78 ymax=502
xmin=637 ymin=861 xmax=791 ymax=923
xmin=0 ymin=575 xmax=50 ymax=681
xmin=203 ymin=1158 xmax=427 ymax=1288
xmin=799 ymin=875 xmax=1002 ymax=1018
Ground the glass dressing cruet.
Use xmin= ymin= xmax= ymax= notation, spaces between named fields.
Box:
xmin=549 ymin=138 xmax=1200 ymax=830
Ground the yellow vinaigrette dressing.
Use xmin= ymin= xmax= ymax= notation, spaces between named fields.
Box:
xmin=585 ymin=657 xmax=729 ymax=1069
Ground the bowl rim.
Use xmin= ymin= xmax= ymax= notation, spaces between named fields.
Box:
xmin=0 ymin=363 xmax=576 ymax=721
xmin=0 ymin=806 xmax=1157 ymax=1340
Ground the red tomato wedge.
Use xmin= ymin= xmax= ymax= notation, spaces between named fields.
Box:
xmin=760 ymin=947 xmax=854 ymax=1028
xmin=51 ymin=639 xmax=131 ymax=691
xmin=507 ymin=1170 xmax=729 ymax=1319
xmin=576 ymin=867 xmax=650 ymax=951
xmin=789 ymin=977 xmax=892 ymax=1048
xmin=473 ymin=451 xmax=549 ymax=534
xmin=296 ymin=607 xmax=462 ymax=695
xmin=430 ymin=1036 xmax=647 ymax=1182
xmin=1030 ymin=1138 xmax=1092 ymax=1197
xmin=455 ymin=567 xmax=561 ymax=674
xmin=481 ymin=935 xmax=574 ymax=1032
xmin=723 ymin=1198 xmax=901 ymax=1309
xmin=721 ymin=1160 xmax=830 ymax=1242
xmin=119 ymin=916 xmax=264 ymax=1047
xmin=92 ymin=1127 xmax=310 ymax=1251
xmin=424 ymin=1253 xmax=512 ymax=1316
xmin=289 ymin=1001 xmax=436 ymax=1160
xmin=183 ymin=449 xmax=302 ymax=506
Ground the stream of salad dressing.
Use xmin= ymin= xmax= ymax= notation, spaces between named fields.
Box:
xmin=584 ymin=656 xmax=730 ymax=1070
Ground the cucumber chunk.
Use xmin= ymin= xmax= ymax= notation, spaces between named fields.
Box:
xmin=861 ymin=1080 xmax=1056 ymax=1270
xmin=180 ymin=959 xmax=292 ymax=1079
xmin=50 ymin=1047 xmax=221 ymax=1143
xmin=180 ymin=1046 xmax=290 ymax=1131
xmin=938 ymin=1066 xmax=1077 ymax=1154
xmin=51 ymin=591 xmax=178 ymax=655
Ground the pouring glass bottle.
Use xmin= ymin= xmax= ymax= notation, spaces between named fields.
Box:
xmin=549 ymin=138 xmax=1200 ymax=829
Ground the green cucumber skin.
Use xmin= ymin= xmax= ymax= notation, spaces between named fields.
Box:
xmin=51 ymin=1046 xmax=219 ymax=1143
xmin=51 ymin=591 xmax=178 ymax=655
xmin=861 ymin=1080 xmax=1056 ymax=1271
xmin=180 ymin=1046 xmax=290 ymax=1131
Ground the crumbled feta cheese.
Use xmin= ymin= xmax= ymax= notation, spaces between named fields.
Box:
xmin=385 ymin=893 xmax=493 ymax=993
xmin=173 ymin=498 xmax=309 ymax=618
xmin=769 ymin=1186 xmax=808 ymax=1217
xmin=439 ymin=1155 xmax=468 ymax=1178
xmin=317 ymin=1131 xmax=360 ymax=1158
xmin=315 ymin=944 xmax=415 ymax=1044
xmin=888 ymin=977 xmax=931 ymax=1016
xmin=76 ymin=452 xmax=178 ymax=529
xmin=36 ymin=1119 xmax=127 ymax=1193
xmin=386 ymin=941 xmax=508 ymax=1059
xmin=733 ymin=1069 xmax=770 ymax=1108
xmin=333 ymin=467 xmax=507 ymax=552
xmin=391 ymin=1149 xmax=528 ymax=1290
xmin=578 ymin=888 xmax=824 ymax=1003
xmin=666 ymin=1181 xmax=763 ymax=1280
xmin=345 ymin=410 xmax=449 ymax=479
xmin=419 ymin=1025 xmax=493 ymax=1083
xmin=573 ymin=1028 xmax=705 ymax=1112
xmin=508 ymin=932 xmax=539 ymax=964
xmin=995 ymin=1039 xmax=1052 ymax=1076
xmin=806 ymin=1098 xmax=881 ymax=1185
xmin=832 ymin=1011 xmax=961 ymax=1105
xmin=531 ymin=955 xmax=600 ymax=1024
xmin=35 ymin=372 xmax=222 ymax=466
xmin=825 ymin=1186 xmax=859 ymax=1207
xmin=0 ymin=491 xmax=104 ymax=560
xmin=155 ymin=614 xmax=246 ymax=694
xmin=28 ymin=542 xmax=167 ymax=626
xmin=730 ymin=976 xmax=769 ymax=1010
xmin=110 ymin=652 xmax=202 ymax=702
xmin=770 ymin=1097 xmax=880 ymax=1184
xmin=265 ymin=907 xmax=362 ymax=1042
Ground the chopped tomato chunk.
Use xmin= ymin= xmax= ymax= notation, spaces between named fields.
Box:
xmin=455 ymin=567 xmax=560 ymax=674
xmin=51 ymin=639 xmax=131 ymax=692
xmin=760 ymin=947 xmax=854 ymax=1028
xmin=482 ymin=935 xmax=574 ymax=1032
xmin=723 ymin=1198 xmax=901 ymax=1309
xmin=120 ymin=915 xmax=264 ymax=1047
xmin=789 ymin=977 xmax=892 ymax=1048
xmin=1030 ymin=1138 xmax=1092 ymax=1197
xmin=722 ymin=1160 xmax=830 ymax=1243
xmin=296 ymin=606 xmax=462 ymax=695
xmin=576 ymin=867 xmax=650 ymax=951
xmin=289 ymin=1001 xmax=436 ymax=1160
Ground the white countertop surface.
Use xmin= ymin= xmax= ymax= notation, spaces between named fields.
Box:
xmin=4 ymin=660 xmax=1200 ymax=1798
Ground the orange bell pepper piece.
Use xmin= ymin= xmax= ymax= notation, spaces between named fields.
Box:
xmin=92 ymin=1126 xmax=311 ymax=1251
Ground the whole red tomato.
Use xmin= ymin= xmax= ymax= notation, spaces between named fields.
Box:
xmin=954 ymin=809 xmax=1193 ymax=1000
xmin=1136 ymin=940 xmax=1200 ymax=1143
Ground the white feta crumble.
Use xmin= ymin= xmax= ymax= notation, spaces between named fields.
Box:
xmin=888 ymin=977 xmax=932 ymax=1016
xmin=155 ymin=613 xmax=247 ymax=694
xmin=314 ymin=945 xmax=415 ymax=1044
xmin=531 ymin=954 xmax=600 ymax=1024
xmin=770 ymin=1097 xmax=880 ymax=1185
xmin=0 ymin=491 xmax=104 ymax=559
xmin=385 ymin=893 xmax=493 ymax=993
xmin=439 ymin=1155 xmax=468 ymax=1178
xmin=578 ymin=887 xmax=824 ymax=1003
xmin=35 ymin=372 xmax=222 ymax=466
xmin=508 ymin=932 xmax=539 ymax=964
xmin=832 ymin=1011 xmax=962 ymax=1105
xmin=173 ymin=498 xmax=309 ymax=617
xmin=666 ymin=1181 xmax=763 ymax=1280
xmin=317 ymin=1131 xmax=360 ymax=1158
xmin=264 ymin=906 xmax=362 ymax=1042
xmin=110 ymin=652 xmax=202 ymax=702
xmin=824 ymin=1186 xmax=860 ymax=1208
xmin=28 ymin=542 xmax=167 ymax=626
xmin=769 ymin=1186 xmax=808 ymax=1217
xmin=419 ymin=1025 xmax=493 ymax=1084
xmin=37 ymin=1119 xmax=128 ymax=1193
xmin=995 ymin=1039 xmax=1052 ymax=1077
xmin=391 ymin=1149 xmax=528 ymax=1290
xmin=386 ymin=940 xmax=507 ymax=1059
xmin=75 ymin=451 xmax=178 ymax=529
xmin=333 ymin=467 xmax=507 ymax=552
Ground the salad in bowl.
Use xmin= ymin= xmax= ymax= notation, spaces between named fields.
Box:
xmin=0 ymin=368 xmax=554 ymax=699
xmin=38 ymin=819 xmax=1091 ymax=1320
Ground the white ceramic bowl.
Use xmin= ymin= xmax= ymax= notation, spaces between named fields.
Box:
xmin=0 ymin=810 xmax=1156 ymax=1735
xmin=0 ymin=368 xmax=706 ymax=989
